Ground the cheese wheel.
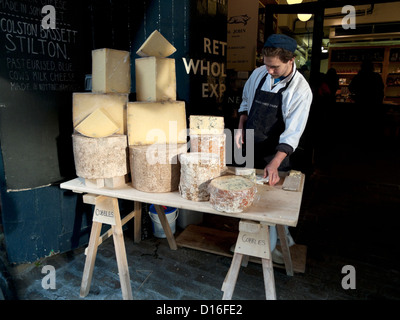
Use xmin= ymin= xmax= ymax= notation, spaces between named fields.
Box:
xmin=190 ymin=133 xmax=226 ymax=171
xmin=72 ymin=134 xmax=128 ymax=179
xmin=129 ymin=143 xmax=187 ymax=193
xmin=208 ymin=175 xmax=257 ymax=213
xmin=179 ymin=152 xmax=220 ymax=201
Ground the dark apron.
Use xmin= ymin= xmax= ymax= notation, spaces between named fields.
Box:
xmin=246 ymin=72 xmax=295 ymax=170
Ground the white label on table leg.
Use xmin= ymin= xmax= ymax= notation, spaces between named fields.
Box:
xmin=92 ymin=196 xmax=117 ymax=226
xmin=234 ymin=223 xmax=270 ymax=259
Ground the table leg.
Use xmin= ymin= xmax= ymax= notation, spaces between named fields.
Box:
xmin=276 ymin=224 xmax=293 ymax=276
xmin=133 ymin=201 xmax=142 ymax=243
xmin=261 ymin=257 xmax=276 ymax=300
xmin=222 ymin=252 xmax=244 ymax=300
xmin=80 ymin=221 xmax=102 ymax=297
xmin=112 ymin=199 xmax=133 ymax=300
xmin=154 ymin=205 xmax=177 ymax=250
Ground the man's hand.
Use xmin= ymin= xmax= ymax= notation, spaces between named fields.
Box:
xmin=263 ymin=151 xmax=287 ymax=186
xmin=234 ymin=129 xmax=244 ymax=149
xmin=235 ymin=114 xmax=248 ymax=149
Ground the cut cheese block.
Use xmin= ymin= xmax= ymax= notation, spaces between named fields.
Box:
xmin=92 ymin=48 xmax=131 ymax=94
xmin=190 ymin=134 xmax=226 ymax=171
xmin=72 ymin=134 xmax=128 ymax=179
xmin=135 ymin=57 xmax=176 ymax=101
xmin=75 ymin=108 xmax=119 ymax=138
xmin=129 ymin=143 xmax=187 ymax=193
xmin=127 ymin=101 xmax=187 ymax=145
xmin=73 ymin=93 xmax=128 ymax=134
xmin=179 ymin=152 xmax=220 ymax=201
xmin=235 ymin=167 xmax=256 ymax=183
xmin=208 ymin=175 xmax=257 ymax=213
xmin=136 ymin=30 xmax=176 ymax=58
xmin=189 ymin=115 xmax=224 ymax=135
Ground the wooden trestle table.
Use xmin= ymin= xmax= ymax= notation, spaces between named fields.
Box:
xmin=60 ymin=168 xmax=306 ymax=300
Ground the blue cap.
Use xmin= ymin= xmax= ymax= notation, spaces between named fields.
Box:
xmin=264 ymin=34 xmax=297 ymax=53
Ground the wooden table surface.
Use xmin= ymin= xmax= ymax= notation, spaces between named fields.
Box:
xmin=60 ymin=170 xmax=304 ymax=227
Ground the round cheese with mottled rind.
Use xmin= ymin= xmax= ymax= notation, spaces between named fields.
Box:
xmin=129 ymin=143 xmax=187 ymax=193
xmin=208 ymin=175 xmax=257 ymax=213
xmin=72 ymin=134 xmax=128 ymax=179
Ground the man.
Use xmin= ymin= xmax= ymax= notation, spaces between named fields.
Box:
xmin=235 ymin=33 xmax=312 ymax=186
xmin=234 ymin=34 xmax=312 ymax=262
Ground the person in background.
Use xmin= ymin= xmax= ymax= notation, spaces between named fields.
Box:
xmin=325 ymin=68 xmax=339 ymax=103
xmin=234 ymin=34 xmax=313 ymax=263
xmin=349 ymin=60 xmax=385 ymax=143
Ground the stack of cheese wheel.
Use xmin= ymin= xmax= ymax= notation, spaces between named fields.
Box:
xmin=208 ymin=175 xmax=257 ymax=213
xmin=189 ymin=115 xmax=226 ymax=172
xmin=72 ymin=48 xmax=131 ymax=188
xmin=128 ymin=30 xmax=187 ymax=192
xmin=179 ymin=152 xmax=220 ymax=201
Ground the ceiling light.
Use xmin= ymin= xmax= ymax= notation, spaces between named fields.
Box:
xmin=287 ymin=0 xmax=302 ymax=4
xmin=297 ymin=14 xmax=312 ymax=22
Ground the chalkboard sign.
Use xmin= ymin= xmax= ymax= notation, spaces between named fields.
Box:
xmin=0 ymin=0 xmax=85 ymax=190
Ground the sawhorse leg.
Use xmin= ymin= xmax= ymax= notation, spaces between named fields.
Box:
xmin=261 ymin=257 xmax=276 ymax=299
xmin=276 ymin=224 xmax=293 ymax=276
xmin=80 ymin=220 xmax=102 ymax=298
xmin=154 ymin=205 xmax=177 ymax=250
xmin=222 ymin=252 xmax=243 ymax=300
xmin=80 ymin=196 xmax=133 ymax=300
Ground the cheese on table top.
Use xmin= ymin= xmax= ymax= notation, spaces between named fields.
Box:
xmin=189 ymin=133 xmax=226 ymax=171
xmin=189 ymin=115 xmax=224 ymax=135
xmin=72 ymin=134 xmax=128 ymax=179
xmin=179 ymin=152 xmax=221 ymax=202
xmin=136 ymin=30 xmax=176 ymax=58
xmin=135 ymin=57 xmax=176 ymax=102
xmin=129 ymin=143 xmax=187 ymax=193
xmin=75 ymin=108 xmax=119 ymax=138
xmin=127 ymin=101 xmax=187 ymax=145
xmin=92 ymin=48 xmax=131 ymax=94
xmin=208 ymin=175 xmax=257 ymax=213
xmin=72 ymin=93 xmax=128 ymax=134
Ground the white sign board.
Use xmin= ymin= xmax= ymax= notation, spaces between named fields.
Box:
xmin=227 ymin=0 xmax=259 ymax=71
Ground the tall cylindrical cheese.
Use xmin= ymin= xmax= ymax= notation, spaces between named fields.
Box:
xmin=129 ymin=143 xmax=187 ymax=193
xmin=72 ymin=134 xmax=128 ymax=179
xmin=179 ymin=152 xmax=220 ymax=201
xmin=208 ymin=175 xmax=257 ymax=213
xmin=190 ymin=134 xmax=226 ymax=171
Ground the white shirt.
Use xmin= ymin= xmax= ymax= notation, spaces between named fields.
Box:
xmin=238 ymin=65 xmax=313 ymax=151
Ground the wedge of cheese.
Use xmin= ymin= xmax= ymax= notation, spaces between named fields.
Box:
xmin=136 ymin=30 xmax=176 ymax=58
xmin=92 ymin=48 xmax=131 ymax=94
xmin=189 ymin=115 xmax=225 ymax=135
xmin=135 ymin=57 xmax=176 ymax=102
xmin=75 ymin=108 xmax=119 ymax=138
xmin=73 ymin=93 xmax=128 ymax=134
xmin=127 ymin=101 xmax=187 ymax=145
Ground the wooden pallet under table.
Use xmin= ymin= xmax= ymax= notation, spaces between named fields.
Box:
xmin=176 ymin=224 xmax=307 ymax=273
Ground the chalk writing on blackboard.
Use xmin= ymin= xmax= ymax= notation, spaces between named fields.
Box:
xmin=0 ymin=0 xmax=81 ymax=92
